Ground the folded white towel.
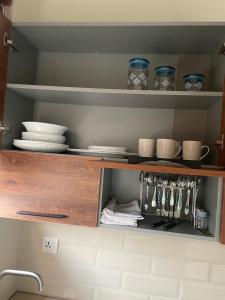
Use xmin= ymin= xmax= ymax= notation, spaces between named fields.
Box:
xmin=104 ymin=198 xmax=143 ymax=219
xmin=100 ymin=198 xmax=144 ymax=227
xmin=100 ymin=214 xmax=137 ymax=226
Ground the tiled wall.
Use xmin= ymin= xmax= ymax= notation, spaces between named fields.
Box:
xmin=0 ymin=218 xmax=21 ymax=300
xmin=17 ymin=222 xmax=225 ymax=300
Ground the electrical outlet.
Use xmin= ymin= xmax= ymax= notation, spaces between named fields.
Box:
xmin=42 ymin=237 xmax=58 ymax=254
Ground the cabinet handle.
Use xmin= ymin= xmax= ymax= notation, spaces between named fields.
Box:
xmin=16 ymin=211 xmax=68 ymax=219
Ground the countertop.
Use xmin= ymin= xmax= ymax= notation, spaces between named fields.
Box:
xmin=11 ymin=292 xmax=60 ymax=300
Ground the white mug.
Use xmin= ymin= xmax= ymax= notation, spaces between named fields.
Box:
xmin=157 ymin=139 xmax=181 ymax=159
xmin=138 ymin=138 xmax=155 ymax=157
xmin=182 ymin=140 xmax=210 ymax=161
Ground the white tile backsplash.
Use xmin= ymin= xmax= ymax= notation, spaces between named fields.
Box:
xmin=180 ymin=280 xmax=225 ymax=300
xmin=97 ymin=250 xmax=151 ymax=273
xmin=96 ymin=288 xmax=149 ymax=300
xmin=1 ymin=220 xmax=225 ymax=300
xmin=183 ymin=240 xmax=225 ymax=263
xmin=152 ymin=258 xmax=210 ymax=281
xmin=57 ymin=245 xmax=97 ymax=265
xmin=69 ymin=226 xmax=125 ymax=250
xmin=150 ymin=297 xmax=179 ymax=300
xmin=123 ymin=273 xmax=179 ymax=297
xmin=124 ymin=233 xmax=185 ymax=258
xmin=211 ymin=264 xmax=225 ymax=284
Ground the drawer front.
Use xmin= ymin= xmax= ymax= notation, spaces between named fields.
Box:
xmin=0 ymin=151 xmax=101 ymax=226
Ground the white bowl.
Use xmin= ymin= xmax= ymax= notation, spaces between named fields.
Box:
xmin=88 ymin=145 xmax=126 ymax=153
xmin=22 ymin=132 xmax=66 ymax=144
xmin=22 ymin=122 xmax=68 ymax=135
xmin=14 ymin=140 xmax=68 ymax=153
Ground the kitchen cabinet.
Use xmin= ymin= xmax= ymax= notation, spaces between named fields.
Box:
xmin=0 ymin=11 xmax=225 ymax=241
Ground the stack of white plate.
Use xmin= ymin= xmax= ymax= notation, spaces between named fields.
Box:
xmin=14 ymin=122 xmax=69 ymax=153
xmin=68 ymin=145 xmax=136 ymax=158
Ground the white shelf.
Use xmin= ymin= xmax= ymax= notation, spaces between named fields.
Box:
xmin=7 ymin=84 xmax=223 ymax=109
xmin=13 ymin=23 xmax=225 ymax=54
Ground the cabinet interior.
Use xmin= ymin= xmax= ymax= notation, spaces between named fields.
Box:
xmin=1 ymin=23 xmax=225 ymax=241
xmin=99 ymin=168 xmax=223 ymax=241
xmin=4 ymin=24 xmax=225 ymax=164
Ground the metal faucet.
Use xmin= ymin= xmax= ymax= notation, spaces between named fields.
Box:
xmin=0 ymin=269 xmax=44 ymax=292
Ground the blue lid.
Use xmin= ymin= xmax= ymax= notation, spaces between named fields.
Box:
xmin=183 ymin=74 xmax=205 ymax=81
xmin=129 ymin=58 xmax=149 ymax=69
xmin=155 ymin=66 xmax=176 ymax=76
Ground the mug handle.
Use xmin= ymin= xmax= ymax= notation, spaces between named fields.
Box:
xmin=200 ymin=146 xmax=210 ymax=160
xmin=173 ymin=145 xmax=182 ymax=159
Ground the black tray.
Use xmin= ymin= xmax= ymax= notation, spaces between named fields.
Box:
xmin=127 ymin=155 xmax=202 ymax=168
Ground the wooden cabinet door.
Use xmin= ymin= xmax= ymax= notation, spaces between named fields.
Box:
xmin=0 ymin=151 xmax=101 ymax=226
xmin=0 ymin=12 xmax=11 ymax=135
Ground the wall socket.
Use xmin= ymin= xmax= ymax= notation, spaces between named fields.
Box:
xmin=42 ymin=237 xmax=59 ymax=254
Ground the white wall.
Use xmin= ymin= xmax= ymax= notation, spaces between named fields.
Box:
xmin=8 ymin=0 xmax=225 ymax=23
xmin=0 ymin=219 xmax=224 ymax=300
xmin=0 ymin=219 xmax=21 ymax=300
xmin=17 ymin=221 xmax=225 ymax=300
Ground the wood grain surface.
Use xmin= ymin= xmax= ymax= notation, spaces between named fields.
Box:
xmin=89 ymin=159 xmax=225 ymax=178
xmin=0 ymin=151 xmax=101 ymax=226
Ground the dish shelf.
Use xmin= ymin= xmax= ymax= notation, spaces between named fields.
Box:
xmin=100 ymin=216 xmax=214 ymax=240
xmin=99 ymin=168 xmax=223 ymax=241
xmin=7 ymin=84 xmax=223 ymax=109
xmin=13 ymin=23 xmax=225 ymax=54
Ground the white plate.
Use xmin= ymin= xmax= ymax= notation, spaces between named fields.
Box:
xmin=14 ymin=140 xmax=68 ymax=153
xmin=22 ymin=132 xmax=66 ymax=144
xmin=22 ymin=122 xmax=68 ymax=135
xmin=140 ymin=160 xmax=186 ymax=168
xmin=68 ymin=148 xmax=136 ymax=158
xmin=88 ymin=145 xmax=126 ymax=153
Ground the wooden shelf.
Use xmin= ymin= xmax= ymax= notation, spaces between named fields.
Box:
xmin=7 ymin=84 xmax=223 ymax=109
xmin=100 ymin=215 xmax=215 ymax=240
xmin=13 ymin=23 xmax=225 ymax=54
xmin=89 ymin=159 xmax=225 ymax=177
xmin=3 ymin=151 xmax=224 ymax=177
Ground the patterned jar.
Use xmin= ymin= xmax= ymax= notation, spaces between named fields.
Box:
xmin=127 ymin=58 xmax=149 ymax=90
xmin=153 ymin=66 xmax=176 ymax=91
xmin=196 ymin=209 xmax=208 ymax=231
xmin=183 ymin=74 xmax=205 ymax=91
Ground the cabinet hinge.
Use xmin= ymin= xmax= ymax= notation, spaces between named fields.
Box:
xmin=3 ymin=32 xmax=19 ymax=52
xmin=0 ymin=122 xmax=10 ymax=135
xmin=0 ymin=1 xmax=12 ymax=16
xmin=216 ymin=134 xmax=224 ymax=150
